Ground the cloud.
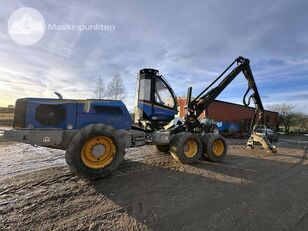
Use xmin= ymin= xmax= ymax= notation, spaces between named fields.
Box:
xmin=294 ymin=93 xmax=308 ymax=99
xmin=0 ymin=0 xmax=307 ymax=114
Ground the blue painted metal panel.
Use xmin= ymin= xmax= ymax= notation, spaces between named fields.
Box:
xmin=76 ymin=100 xmax=131 ymax=130
xmin=153 ymin=105 xmax=176 ymax=119
xmin=22 ymin=98 xmax=131 ymax=130
xmin=138 ymin=102 xmax=152 ymax=118
xmin=216 ymin=121 xmax=240 ymax=132
xmin=138 ymin=102 xmax=176 ymax=121
xmin=25 ymin=99 xmax=77 ymax=129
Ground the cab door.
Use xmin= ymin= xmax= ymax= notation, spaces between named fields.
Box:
xmin=134 ymin=68 xmax=177 ymax=124
xmin=152 ymin=77 xmax=177 ymax=122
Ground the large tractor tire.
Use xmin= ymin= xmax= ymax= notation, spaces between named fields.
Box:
xmin=201 ymin=134 xmax=227 ymax=162
xmin=170 ymin=132 xmax=203 ymax=164
xmin=65 ymin=124 xmax=125 ymax=179
xmin=155 ymin=145 xmax=170 ymax=153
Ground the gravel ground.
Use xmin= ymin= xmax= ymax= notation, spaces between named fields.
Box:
xmin=0 ymin=135 xmax=307 ymax=230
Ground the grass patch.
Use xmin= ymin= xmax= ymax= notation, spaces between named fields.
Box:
xmin=0 ymin=113 xmax=14 ymax=120
xmin=0 ymin=113 xmax=13 ymax=126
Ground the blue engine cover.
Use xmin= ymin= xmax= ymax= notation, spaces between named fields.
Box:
xmin=16 ymin=98 xmax=132 ymax=130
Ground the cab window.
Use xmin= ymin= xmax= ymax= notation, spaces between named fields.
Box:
xmin=139 ymin=79 xmax=151 ymax=101
xmin=155 ymin=79 xmax=175 ymax=108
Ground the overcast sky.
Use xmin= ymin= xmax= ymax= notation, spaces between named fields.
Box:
xmin=0 ymin=0 xmax=307 ymax=112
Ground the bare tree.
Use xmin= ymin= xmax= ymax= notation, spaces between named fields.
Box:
xmin=267 ymin=103 xmax=296 ymax=133
xmin=303 ymin=116 xmax=308 ymax=132
xmin=294 ymin=113 xmax=308 ymax=133
xmin=94 ymin=76 xmax=106 ymax=99
xmin=106 ymin=73 xmax=126 ymax=100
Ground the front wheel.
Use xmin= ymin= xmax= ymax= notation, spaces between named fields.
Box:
xmin=65 ymin=124 xmax=125 ymax=179
xmin=170 ymin=132 xmax=203 ymax=164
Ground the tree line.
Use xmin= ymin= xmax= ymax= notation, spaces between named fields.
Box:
xmin=267 ymin=103 xmax=308 ymax=133
xmin=94 ymin=73 xmax=126 ymax=101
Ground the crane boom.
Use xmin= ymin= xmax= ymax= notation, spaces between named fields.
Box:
xmin=185 ymin=56 xmax=276 ymax=152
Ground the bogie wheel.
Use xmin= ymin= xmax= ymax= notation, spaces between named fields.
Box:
xmin=170 ymin=132 xmax=203 ymax=164
xmin=156 ymin=145 xmax=170 ymax=153
xmin=202 ymin=134 xmax=227 ymax=162
xmin=65 ymin=124 xmax=125 ymax=179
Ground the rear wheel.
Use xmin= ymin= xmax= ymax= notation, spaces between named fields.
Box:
xmin=156 ymin=145 xmax=170 ymax=153
xmin=170 ymin=132 xmax=203 ymax=164
xmin=65 ymin=124 xmax=125 ymax=179
xmin=201 ymin=134 xmax=227 ymax=162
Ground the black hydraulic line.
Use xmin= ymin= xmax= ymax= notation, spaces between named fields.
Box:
xmin=241 ymin=62 xmax=264 ymax=111
xmin=243 ymin=86 xmax=251 ymax=106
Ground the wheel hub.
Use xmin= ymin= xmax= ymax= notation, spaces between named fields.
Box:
xmin=81 ymin=136 xmax=116 ymax=169
xmin=91 ymin=144 xmax=106 ymax=158
xmin=212 ymin=139 xmax=224 ymax=156
xmin=183 ymin=139 xmax=198 ymax=158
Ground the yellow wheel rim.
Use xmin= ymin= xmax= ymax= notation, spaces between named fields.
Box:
xmin=81 ymin=135 xmax=116 ymax=169
xmin=184 ymin=139 xmax=198 ymax=158
xmin=212 ymin=139 xmax=224 ymax=157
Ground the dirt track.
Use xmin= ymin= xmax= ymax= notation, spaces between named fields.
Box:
xmin=0 ymin=136 xmax=308 ymax=230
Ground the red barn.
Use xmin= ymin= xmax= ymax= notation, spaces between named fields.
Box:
xmin=176 ymin=97 xmax=279 ymax=131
